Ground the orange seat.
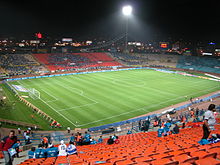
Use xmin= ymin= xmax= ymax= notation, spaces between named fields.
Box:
xmin=115 ymin=159 xmax=135 ymax=165
xmin=134 ymin=156 xmax=153 ymax=163
xmin=150 ymin=158 xmax=177 ymax=165
xmin=195 ymin=157 xmax=220 ymax=165
xmin=190 ymin=150 xmax=209 ymax=159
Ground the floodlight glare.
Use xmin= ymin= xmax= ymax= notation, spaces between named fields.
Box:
xmin=122 ymin=5 xmax=132 ymax=16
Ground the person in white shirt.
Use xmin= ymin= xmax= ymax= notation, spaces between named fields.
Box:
xmin=202 ymin=104 xmax=216 ymax=139
xmin=66 ymin=141 xmax=77 ymax=155
xmin=58 ymin=140 xmax=67 ymax=156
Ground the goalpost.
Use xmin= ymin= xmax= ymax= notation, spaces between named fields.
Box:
xmin=28 ymin=88 xmax=40 ymax=100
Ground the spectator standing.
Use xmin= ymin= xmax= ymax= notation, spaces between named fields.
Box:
xmin=17 ymin=128 xmax=21 ymax=134
xmin=0 ymin=130 xmax=18 ymax=165
xmin=67 ymin=127 xmax=71 ymax=134
xmin=202 ymin=104 xmax=216 ymax=139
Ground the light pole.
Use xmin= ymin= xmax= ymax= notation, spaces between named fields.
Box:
xmin=122 ymin=5 xmax=132 ymax=53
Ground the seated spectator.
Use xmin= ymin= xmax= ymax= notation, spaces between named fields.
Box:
xmin=172 ymin=124 xmax=180 ymax=134
xmin=153 ymin=121 xmax=158 ymax=127
xmin=83 ymin=131 xmax=91 ymax=145
xmin=112 ymin=134 xmax=117 ymax=141
xmin=164 ymin=121 xmax=171 ymax=136
xmin=35 ymin=144 xmax=47 ymax=158
xmin=114 ymin=136 xmax=120 ymax=144
xmin=42 ymin=136 xmax=48 ymax=148
xmin=58 ymin=140 xmax=67 ymax=156
xmin=28 ymin=147 xmax=36 ymax=159
xmin=208 ymin=134 xmax=220 ymax=144
xmin=70 ymin=133 xmax=75 ymax=143
xmin=157 ymin=126 xmax=164 ymax=137
xmin=66 ymin=141 xmax=77 ymax=155
xmin=12 ymin=140 xmax=21 ymax=158
xmin=25 ymin=135 xmax=31 ymax=145
xmin=76 ymin=133 xmax=83 ymax=146
xmin=182 ymin=122 xmax=186 ymax=128
xmin=90 ymin=138 xmax=97 ymax=145
xmin=127 ymin=130 xmax=132 ymax=134
xmin=107 ymin=136 xmax=114 ymax=145
xmin=46 ymin=143 xmax=58 ymax=157
xmin=98 ymin=136 xmax=103 ymax=143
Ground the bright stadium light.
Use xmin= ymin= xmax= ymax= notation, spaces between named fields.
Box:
xmin=122 ymin=5 xmax=133 ymax=52
xmin=122 ymin=5 xmax=132 ymax=16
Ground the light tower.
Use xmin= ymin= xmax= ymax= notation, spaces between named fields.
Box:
xmin=122 ymin=5 xmax=132 ymax=53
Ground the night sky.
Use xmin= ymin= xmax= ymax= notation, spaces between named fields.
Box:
xmin=0 ymin=0 xmax=219 ymax=42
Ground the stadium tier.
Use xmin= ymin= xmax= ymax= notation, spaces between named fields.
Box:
xmin=17 ymin=121 xmax=220 ymax=165
xmin=1 ymin=53 xmax=220 ymax=74
xmin=33 ymin=53 xmax=122 ymax=71
xmin=176 ymin=56 xmax=220 ymax=74
xmin=0 ymin=54 xmax=47 ymax=76
xmin=110 ymin=53 xmax=220 ymax=73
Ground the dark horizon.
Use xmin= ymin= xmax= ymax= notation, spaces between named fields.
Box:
xmin=0 ymin=0 xmax=219 ymax=42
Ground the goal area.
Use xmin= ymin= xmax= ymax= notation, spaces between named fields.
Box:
xmin=28 ymin=88 xmax=40 ymax=100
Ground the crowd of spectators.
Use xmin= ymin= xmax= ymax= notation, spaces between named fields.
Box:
xmin=0 ymin=54 xmax=44 ymax=76
xmin=48 ymin=53 xmax=89 ymax=68
xmin=110 ymin=52 xmax=178 ymax=66
xmin=28 ymin=140 xmax=77 ymax=159
xmin=68 ymin=131 xmax=103 ymax=146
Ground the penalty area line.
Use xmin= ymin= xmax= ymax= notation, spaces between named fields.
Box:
xmin=17 ymin=81 xmax=77 ymax=127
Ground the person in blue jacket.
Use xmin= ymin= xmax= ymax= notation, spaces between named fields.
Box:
xmin=164 ymin=121 xmax=171 ymax=136
xmin=157 ymin=126 xmax=164 ymax=137
xmin=90 ymin=138 xmax=97 ymax=145
xmin=12 ymin=140 xmax=21 ymax=158
xmin=83 ymin=132 xmax=91 ymax=145
xmin=28 ymin=147 xmax=36 ymax=159
xmin=46 ymin=144 xmax=58 ymax=157
xmin=98 ymin=136 xmax=103 ymax=143
xmin=35 ymin=144 xmax=47 ymax=158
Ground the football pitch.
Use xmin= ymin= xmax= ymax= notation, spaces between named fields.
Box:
xmin=6 ymin=69 xmax=220 ymax=129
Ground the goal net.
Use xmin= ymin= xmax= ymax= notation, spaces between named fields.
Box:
xmin=29 ymin=88 xmax=40 ymax=100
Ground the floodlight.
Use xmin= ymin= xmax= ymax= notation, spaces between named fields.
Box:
xmin=122 ymin=5 xmax=132 ymax=16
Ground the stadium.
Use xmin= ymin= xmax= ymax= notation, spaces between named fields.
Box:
xmin=0 ymin=1 xmax=220 ymax=165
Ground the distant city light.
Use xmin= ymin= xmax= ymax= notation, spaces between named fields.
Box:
xmin=122 ymin=5 xmax=132 ymax=16
xmin=209 ymin=42 xmax=216 ymax=45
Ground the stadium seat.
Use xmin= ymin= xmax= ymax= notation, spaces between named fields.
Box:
xmin=195 ymin=157 xmax=220 ymax=165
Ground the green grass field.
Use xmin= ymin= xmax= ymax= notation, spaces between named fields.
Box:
xmin=2 ymin=69 xmax=220 ymax=129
